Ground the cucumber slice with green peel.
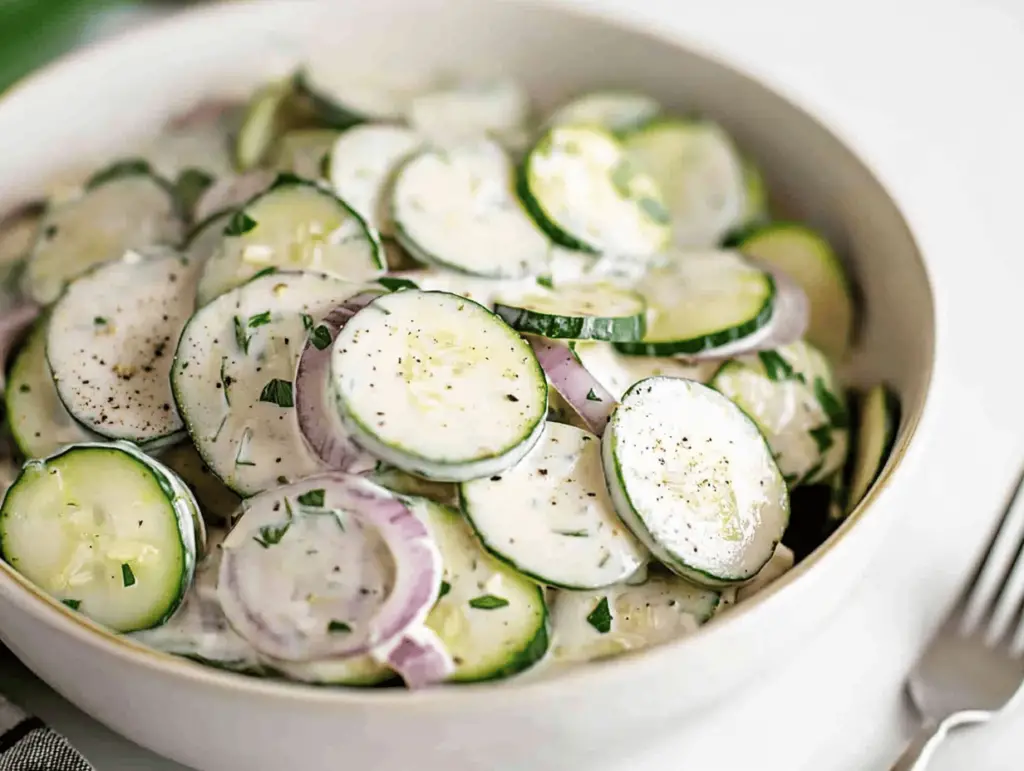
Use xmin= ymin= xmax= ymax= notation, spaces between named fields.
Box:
xmin=842 ymin=384 xmax=900 ymax=517
xmin=570 ymin=341 xmax=718 ymax=401
xmin=461 ymin=422 xmax=647 ymax=590
xmin=549 ymin=573 xmax=719 ymax=664
xmin=330 ymin=289 xmax=548 ymax=482
xmin=195 ymin=175 xmax=384 ymax=306
xmin=545 ymin=91 xmax=660 ymax=135
xmin=46 ymin=249 xmax=197 ymax=448
xmin=173 ymin=270 xmax=364 ymax=496
xmin=294 ymin=66 xmax=431 ymax=128
xmin=158 ymin=443 xmax=241 ymax=525
xmin=393 ymin=141 xmax=550 ymax=278
xmin=0 ymin=442 xmax=199 ymax=632
xmin=270 ymin=129 xmax=339 ymax=181
xmin=192 ymin=170 xmax=276 ymax=228
xmin=623 ymin=120 xmax=747 ymax=249
xmin=709 ymin=340 xmax=849 ymax=487
xmin=614 ymin=250 xmax=774 ymax=357
xmin=519 ymin=126 xmax=671 ymax=256
xmin=262 ymin=653 xmax=395 ymax=687
xmin=24 ymin=166 xmax=184 ymax=304
xmin=408 ymin=79 xmax=530 ymax=149
xmin=493 ymin=282 xmax=646 ymax=342
xmin=368 ymin=466 xmax=458 ymax=508
xmin=234 ymin=79 xmax=311 ymax=173
xmin=740 ymin=159 xmax=768 ymax=228
xmin=6 ymin=318 xmax=98 ymax=459
xmin=602 ymin=377 xmax=789 ymax=587
xmin=737 ymin=223 xmax=854 ymax=362
xmin=411 ymin=496 xmax=549 ymax=682
xmin=328 ymin=125 xmax=425 ymax=237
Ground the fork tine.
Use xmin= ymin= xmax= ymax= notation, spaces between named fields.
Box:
xmin=983 ymin=533 xmax=1024 ymax=647
xmin=960 ymin=465 xmax=1024 ymax=636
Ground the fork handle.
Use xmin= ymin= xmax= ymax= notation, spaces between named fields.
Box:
xmin=890 ymin=720 xmax=947 ymax=771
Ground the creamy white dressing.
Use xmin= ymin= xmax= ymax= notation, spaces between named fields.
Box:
xmin=735 ymin=543 xmax=795 ymax=603
xmin=408 ymin=79 xmax=530 ymax=150
xmin=545 ymin=92 xmax=660 ymax=135
xmin=571 ymin=341 xmax=717 ymax=401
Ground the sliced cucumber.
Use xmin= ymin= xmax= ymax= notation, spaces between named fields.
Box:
xmin=614 ymin=250 xmax=774 ymax=356
xmin=843 ymin=384 xmax=900 ymax=516
xmin=196 ymin=175 xmax=383 ymax=306
xmin=183 ymin=209 xmax=234 ymax=266
xmin=0 ymin=442 xmax=199 ymax=632
xmin=395 ymin=270 xmax=535 ymax=310
xmin=519 ymin=126 xmax=671 ymax=256
xmin=6 ymin=318 xmax=97 ymax=458
xmin=270 ymin=129 xmax=339 ymax=181
xmin=263 ymin=653 xmax=394 ymax=687
xmin=408 ymin=497 xmax=549 ymax=682
xmin=158 ymin=443 xmax=241 ymax=525
xmin=295 ymin=66 xmax=430 ymax=128
xmin=24 ymin=163 xmax=184 ymax=304
xmin=392 ymin=141 xmax=550 ymax=278
xmin=545 ymin=91 xmax=660 ymax=135
xmin=549 ymin=573 xmax=719 ymax=664
xmin=327 ymin=125 xmax=424 ymax=236
xmin=144 ymin=107 xmax=238 ymax=181
xmin=570 ymin=341 xmax=718 ymax=401
xmin=46 ymin=249 xmax=197 ymax=447
xmin=735 ymin=543 xmax=794 ymax=603
xmin=623 ymin=120 xmax=747 ymax=248
xmin=710 ymin=341 xmax=849 ymax=487
xmin=602 ymin=377 xmax=789 ymax=587
xmin=173 ymin=270 xmax=363 ymax=496
xmin=738 ymin=223 xmax=854 ymax=361
xmin=740 ymin=159 xmax=768 ymax=228
xmin=408 ymin=79 xmax=530 ymax=149
xmin=368 ymin=466 xmax=458 ymax=508
xmin=331 ymin=289 xmax=548 ymax=482
xmin=461 ymin=422 xmax=647 ymax=589
xmin=234 ymin=79 xmax=311 ymax=172
xmin=493 ymin=281 xmax=645 ymax=342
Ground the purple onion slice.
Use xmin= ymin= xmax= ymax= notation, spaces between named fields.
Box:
xmin=294 ymin=291 xmax=383 ymax=472
xmin=527 ymin=337 xmax=616 ymax=436
xmin=0 ymin=303 xmax=40 ymax=394
xmin=374 ymin=625 xmax=455 ymax=689
xmin=217 ymin=474 xmax=444 ymax=663
xmin=193 ymin=169 xmax=276 ymax=224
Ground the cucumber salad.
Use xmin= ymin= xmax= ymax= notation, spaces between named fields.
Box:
xmin=0 ymin=67 xmax=901 ymax=690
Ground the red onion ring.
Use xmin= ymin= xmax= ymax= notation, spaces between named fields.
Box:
xmin=193 ymin=169 xmax=276 ymax=224
xmin=294 ymin=292 xmax=383 ymax=472
xmin=527 ymin=337 xmax=616 ymax=436
xmin=0 ymin=304 xmax=40 ymax=395
xmin=167 ymin=100 xmax=242 ymax=131
xmin=218 ymin=474 xmax=444 ymax=663
xmin=374 ymin=625 xmax=455 ymax=689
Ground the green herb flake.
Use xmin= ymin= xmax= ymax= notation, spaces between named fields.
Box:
xmin=758 ymin=351 xmax=796 ymax=381
xmin=310 ymin=325 xmax=332 ymax=350
xmin=327 ymin=619 xmax=352 ymax=634
xmin=609 ymin=159 xmax=636 ymax=198
xmin=438 ymin=580 xmax=451 ymax=599
xmin=319 ymin=152 xmax=333 ymax=179
xmin=219 ymin=356 xmax=232 ymax=407
xmin=585 ymin=388 xmax=602 ymax=402
xmin=377 ymin=277 xmax=419 ymax=292
xmin=277 ymin=475 xmax=289 ymax=485
xmin=93 ymin=316 xmax=107 ymax=326
xmin=468 ymin=595 xmax=509 ymax=610
xmin=301 ymin=313 xmax=314 ymax=331
xmin=586 ymin=596 xmax=612 ymax=634
xmin=554 ymin=529 xmax=589 ymax=537
xmin=248 ymin=311 xmax=272 ymax=328
xmin=297 ymin=488 xmax=325 ymax=507
xmin=254 ymin=520 xmax=291 ymax=548
xmin=121 ymin=563 xmax=137 ymax=588
xmin=224 ymin=210 xmax=258 ymax=237
xmin=259 ymin=378 xmax=294 ymax=408
xmin=814 ymin=378 xmax=849 ymax=428
xmin=809 ymin=424 xmax=834 ymax=455
xmin=536 ymin=275 xmax=554 ymax=289
xmin=637 ymin=196 xmax=671 ymax=225
xmin=174 ymin=168 xmax=215 ymax=214
xmin=233 ymin=316 xmax=250 ymax=355
xmin=62 ymin=598 xmax=81 ymax=610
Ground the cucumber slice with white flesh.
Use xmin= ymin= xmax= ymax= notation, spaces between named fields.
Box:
xmin=740 ymin=159 xmax=768 ymax=227
xmin=46 ymin=249 xmax=197 ymax=447
xmin=327 ymin=125 xmax=424 ymax=237
xmin=295 ymin=65 xmax=431 ymax=128
xmin=234 ymin=79 xmax=310 ymax=173
xmin=614 ymin=250 xmax=774 ymax=356
xmin=0 ymin=442 xmax=199 ymax=632
xmin=393 ymin=141 xmax=550 ymax=278
xmin=6 ymin=319 xmax=98 ymax=458
xmin=394 ymin=270 xmax=535 ymax=310
xmin=570 ymin=341 xmax=717 ymax=401
xmin=408 ymin=79 xmax=530 ymax=149
xmin=493 ymin=282 xmax=645 ymax=342
xmin=192 ymin=170 xmax=276 ymax=227
xmin=461 ymin=422 xmax=647 ymax=589
xmin=735 ymin=543 xmax=794 ymax=603
xmin=738 ymin=224 xmax=854 ymax=362
xmin=603 ymin=377 xmax=789 ymax=587
xmin=520 ymin=126 xmax=671 ymax=256
xmin=144 ymin=106 xmax=238 ymax=180
xmin=196 ymin=175 xmax=384 ymax=306
xmin=159 ymin=443 xmax=241 ymax=525
xmin=623 ymin=120 xmax=747 ymax=248
xmin=549 ymin=573 xmax=719 ymax=664
xmin=270 ymin=129 xmax=339 ymax=181
xmin=710 ymin=341 xmax=849 ymax=487
xmin=24 ymin=162 xmax=184 ymax=304
xmin=331 ymin=289 xmax=548 ymax=482
xmin=173 ymin=270 xmax=362 ymax=496
xmin=411 ymin=497 xmax=549 ymax=682
xmin=546 ymin=92 xmax=660 ymax=135
xmin=843 ymin=384 xmax=900 ymax=516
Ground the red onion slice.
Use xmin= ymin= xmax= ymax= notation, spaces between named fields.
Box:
xmin=527 ymin=337 xmax=616 ymax=436
xmin=295 ymin=292 xmax=383 ymax=472
xmin=193 ymin=169 xmax=277 ymax=223
xmin=374 ymin=625 xmax=455 ymax=689
xmin=0 ymin=303 xmax=40 ymax=395
xmin=167 ymin=100 xmax=242 ymax=131
xmin=217 ymin=474 xmax=444 ymax=663
xmin=675 ymin=262 xmax=809 ymax=362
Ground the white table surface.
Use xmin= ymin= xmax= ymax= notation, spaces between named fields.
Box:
xmin=3 ymin=0 xmax=1024 ymax=769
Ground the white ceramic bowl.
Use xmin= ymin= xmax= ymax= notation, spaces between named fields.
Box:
xmin=0 ymin=2 xmax=935 ymax=770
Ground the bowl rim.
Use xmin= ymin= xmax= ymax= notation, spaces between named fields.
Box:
xmin=0 ymin=0 xmax=936 ymax=706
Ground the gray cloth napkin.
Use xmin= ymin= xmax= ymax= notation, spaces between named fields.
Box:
xmin=0 ymin=698 xmax=92 ymax=771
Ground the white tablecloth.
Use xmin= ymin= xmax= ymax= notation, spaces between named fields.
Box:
xmin=3 ymin=1 xmax=1024 ymax=769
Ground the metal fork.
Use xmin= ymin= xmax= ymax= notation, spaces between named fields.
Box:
xmin=891 ymin=467 xmax=1024 ymax=770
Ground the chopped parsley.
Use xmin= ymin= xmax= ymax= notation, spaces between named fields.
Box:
xmin=586 ymin=596 xmax=612 ymax=634
xmin=327 ymin=619 xmax=352 ymax=634
xmin=224 ymin=210 xmax=258 ymax=237
xmin=585 ymin=388 xmax=602 ymax=402
xmin=121 ymin=563 xmax=136 ymax=588
xmin=758 ymin=351 xmax=796 ymax=381
xmin=809 ymin=424 xmax=834 ymax=455
xmin=468 ymin=595 xmax=509 ymax=610
xmin=535 ymin=275 xmax=554 ymax=289
xmin=554 ymin=529 xmax=589 ymax=537
xmin=814 ymin=378 xmax=849 ymax=428
xmin=310 ymin=325 xmax=332 ymax=350
xmin=377 ymin=277 xmax=419 ymax=292
xmin=301 ymin=313 xmax=314 ymax=331
xmin=93 ymin=316 xmax=108 ymax=326
xmin=259 ymin=378 xmax=294 ymax=408
xmin=233 ymin=316 xmax=250 ymax=354
xmin=234 ymin=427 xmax=255 ymax=466
xmin=248 ymin=311 xmax=272 ymax=328
xmin=254 ymin=520 xmax=291 ymax=548
xmin=297 ymin=488 xmax=325 ymax=507
xmin=219 ymin=356 xmax=232 ymax=406
xmin=319 ymin=151 xmax=332 ymax=179
xmin=62 ymin=598 xmax=81 ymax=610
xmin=438 ymin=580 xmax=451 ymax=599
